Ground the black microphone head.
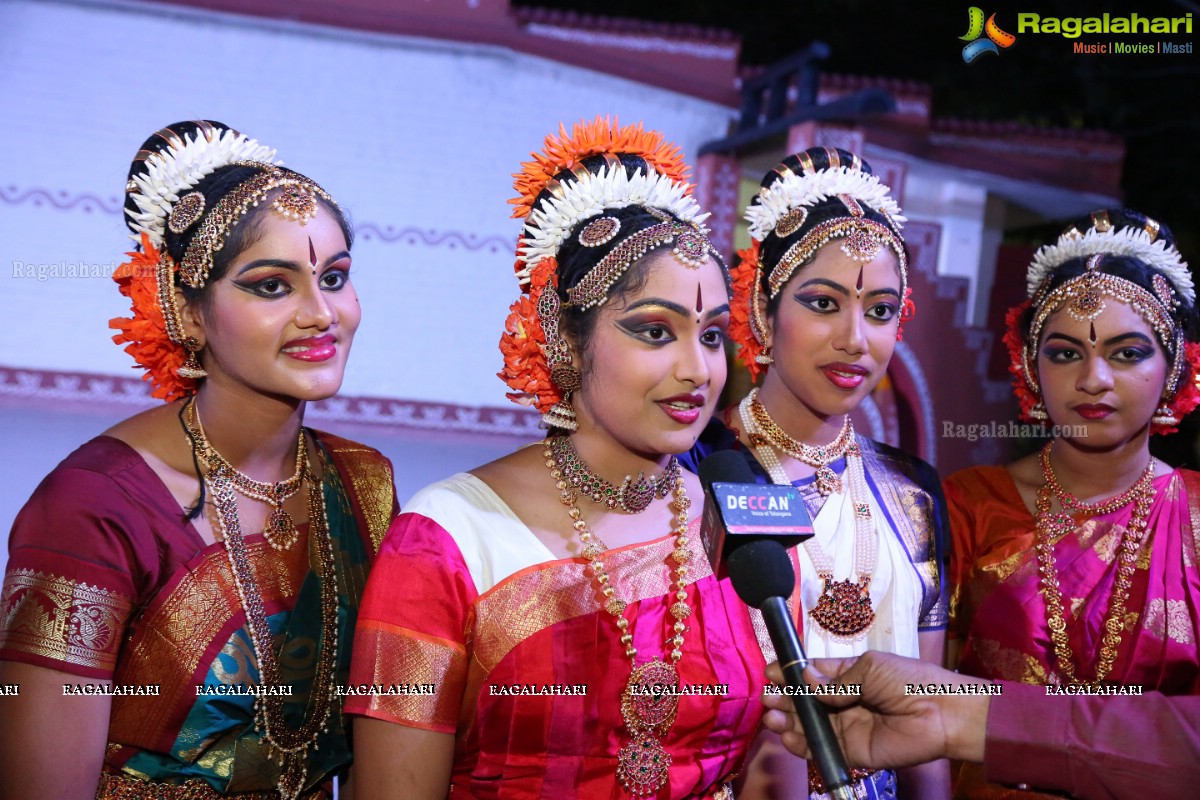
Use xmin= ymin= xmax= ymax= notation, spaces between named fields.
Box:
xmin=698 ymin=450 xmax=757 ymax=490
xmin=726 ymin=538 xmax=796 ymax=609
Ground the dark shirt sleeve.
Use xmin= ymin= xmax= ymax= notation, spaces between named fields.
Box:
xmin=985 ymin=681 xmax=1200 ymax=799
xmin=681 ymin=415 xmax=769 ymax=482
xmin=909 ymin=455 xmax=949 ymax=631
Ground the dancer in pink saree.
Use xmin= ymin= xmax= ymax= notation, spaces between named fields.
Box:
xmin=945 ymin=208 xmax=1200 ymax=798
xmin=346 ymin=119 xmax=801 ymax=799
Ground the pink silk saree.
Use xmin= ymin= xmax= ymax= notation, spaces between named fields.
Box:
xmin=347 ymin=476 xmax=775 ymax=799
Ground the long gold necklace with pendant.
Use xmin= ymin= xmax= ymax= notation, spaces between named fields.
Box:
xmin=1035 ymin=443 xmax=1155 ymax=686
xmin=544 ymin=435 xmax=693 ymax=797
xmin=183 ymin=399 xmax=341 ymax=799
xmin=188 ymin=400 xmax=306 ymax=550
xmin=739 ymin=390 xmax=877 ymax=641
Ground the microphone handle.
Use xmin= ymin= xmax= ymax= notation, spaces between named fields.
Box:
xmin=760 ymin=596 xmax=855 ymax=799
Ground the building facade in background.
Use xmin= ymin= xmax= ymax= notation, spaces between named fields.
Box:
xmin=0 ymin=0 xmax=1122 ymax=551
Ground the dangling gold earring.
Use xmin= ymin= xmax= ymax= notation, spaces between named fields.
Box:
xmin=1152 ymin=402 xmax=1179 ymax=427
xmin=177 ymin=336 xmax=208 ymax=380
xmin=542 ymin=396 xmax=579 ymax=431
xmin=543 ymin=363 xmax=581 ymax=431
xmin=535 ymin=281 xmax=581 ymax=431
xmin=1029 ymin=400 xmax=1048 ymax=421
xmin=755 ymin=346 xmax=774 ymax=366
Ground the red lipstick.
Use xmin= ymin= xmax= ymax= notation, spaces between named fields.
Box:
xmin=1073 ymin=403 xmax=1114 ymax=421
xmin=821 ymin=362 xmax=868 ymax=391
xmin=282 ymin=334 xmax=336 ymax=362
xmin=658 ymin=393 xmax=705 ymax=425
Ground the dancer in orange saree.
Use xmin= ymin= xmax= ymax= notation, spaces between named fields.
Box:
xmin=0 ymin=121 xmax=397 ymax=799
xmin=347 ymin=119 xmax=802 ymax=799
xmin=945 ymin=208 xmax=1200 ymax=798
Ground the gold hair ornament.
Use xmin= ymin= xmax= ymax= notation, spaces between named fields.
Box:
xmin=179 ymin=165 xmax=333 ymax=288
xmin=154 ymin=166 xmax=336 ymax=347
xmin=566 ymin=220 xmax=717 ymax=311
xmin=767 ymin=218 xmax=907 ymax=299
xmin=1022 ymin=253 xmax=1186 ymax=405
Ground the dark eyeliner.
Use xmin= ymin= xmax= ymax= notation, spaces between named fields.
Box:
xmin=616 ymin=318 xmax=666 ymax=343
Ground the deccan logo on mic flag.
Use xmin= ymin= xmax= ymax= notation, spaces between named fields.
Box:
xmin=700 ymin=482 xmax=814 ymax=575
xmin=716 ymin=483 xmax=807 ymax=531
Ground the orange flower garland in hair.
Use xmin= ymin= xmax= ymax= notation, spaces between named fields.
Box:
xmin=1001 ymin=299 xmax=1039 ymax=423
xmin=509 ymin=117 xmax=691 ymax=223
xmin=728 ymin=241 xmax=766 ymax=381
xmin=500 ymin=117 xmax=699 ymax=410
xmin=109 ymin=234 xmax=197 ymax=401
xmin=896 ymin=287 xmax=916 ymax=341
xmin=1164 ymin=342 xmax=1200 ymax=435
xmin=498 ymin=256 xmax=561 ymax=412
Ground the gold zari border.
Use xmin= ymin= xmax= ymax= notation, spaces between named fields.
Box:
xmin=96 ymin=772 xmax=329 ymax=799
xmin=0 ymin=568 xmax=132 ymax=672
xmin=109 ymin=539 xmax=302 ymax=745
xmin=329 ymin=442 xmax=395 ymax=556
xmin=472 ymin=523 xmax=714 ymax=674
xmin=352 ymin=620 xmax=467 ymax=730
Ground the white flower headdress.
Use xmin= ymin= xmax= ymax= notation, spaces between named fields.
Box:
xmin=125 ymin=122 xmax=278 ymax=247
xmin=745 ymin=166 xmax=905 ymax=241
xmin=1027 ymin=224 xmax=1194 ymax=304
xmin=516 ymin=163 xmax=709 ymax=286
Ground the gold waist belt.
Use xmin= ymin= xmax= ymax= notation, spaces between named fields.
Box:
xmin=97 ymin=773 xmax=331 ymax=800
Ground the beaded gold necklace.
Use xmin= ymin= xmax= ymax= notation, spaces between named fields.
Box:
xmin=543 ymin=436 xmax=693 ymax=797
xmin=1035 ymin=443 xmax=1155 ymax=687
xmin=747 ymin=391 xmax=853 ymax=497
xmin=189 ymin=403 xmax=306 ymax=550
xmin=548 ymin=433 xmax=679 ymax=513
xmin=183 ymin=400 xmax=340 ymax=799
xmin=738 ymin=390 xmax=877 ymax=642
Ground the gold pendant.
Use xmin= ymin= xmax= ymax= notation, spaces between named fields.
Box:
xmin=617 ymin=732 xmax=673 ymax=797
xmin=810 ymin=577 xmax=874 ymax=642
xmin=264 ymin=506 xmax=299 ymax=550
xmin=814 ymin=465 xmax=843 ymax=496
xmin=617 ymin=659 xmax=680 ymax=796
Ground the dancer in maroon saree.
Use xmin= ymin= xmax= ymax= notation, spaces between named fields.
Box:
xmin=0 ymin=121 xmax=397 ymax=799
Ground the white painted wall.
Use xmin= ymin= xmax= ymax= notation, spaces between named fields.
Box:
xmin=0 ymin=0 xmax=734 ymax=566
xmin=0 ymin=394 xmax=528 ymax=574
xmin=900 ymin=170 xmax=992 ymax=326
xmin=2 ymin=0 xmax=731 ymax=401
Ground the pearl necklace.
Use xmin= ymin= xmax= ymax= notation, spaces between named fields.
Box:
xmin=738 ymin=391 xmax=877 ymax=642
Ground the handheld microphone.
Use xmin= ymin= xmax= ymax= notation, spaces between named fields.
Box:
xmin=727 ymin=538 xmax=856 ymax=800
xmin=697 ymin=451 xmax=813 ymax=577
